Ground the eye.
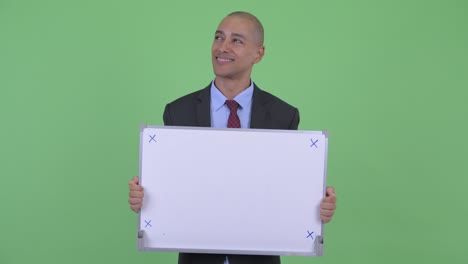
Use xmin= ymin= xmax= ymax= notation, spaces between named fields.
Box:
xmin=214 ymin=35 xmax=223 ymax=41
xmin=233 ymin=38 xmax=243 ymax=44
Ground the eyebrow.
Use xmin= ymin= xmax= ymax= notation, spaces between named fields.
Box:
xmin=215 ymin=30 xmax=247 ymax=40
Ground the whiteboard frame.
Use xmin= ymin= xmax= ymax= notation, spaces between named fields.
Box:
xmin=137 ymin=125 xmax=329 ymax=256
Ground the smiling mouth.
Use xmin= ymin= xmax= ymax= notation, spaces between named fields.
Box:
xmin=216 ymin=57 xmax=234 ymax=64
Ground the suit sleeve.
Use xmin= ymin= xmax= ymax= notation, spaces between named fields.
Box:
xmin=288 ymin=108 xmax=300 ymax=130
xmin=163 ymin=104 xmax=173 ymax=126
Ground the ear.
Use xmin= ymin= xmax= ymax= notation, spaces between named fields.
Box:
xmin=254 ymin=45 xmax=265 ymax=64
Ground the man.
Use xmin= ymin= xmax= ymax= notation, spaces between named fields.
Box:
xmin=128 ymin=11 xmax=337 ymax=264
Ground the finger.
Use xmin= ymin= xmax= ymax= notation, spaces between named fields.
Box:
xmin=321 ymin=202 xmax=336 ymax=210
xmin=129 ymin=191 xmax=144 ymax=198
xmin=326 ymin=186 xmax=335 ymax=197
xmin=322 ymin=194 xmax=336 ymax=204
xmin=128 ymin=197 xmax=142 ymax=205
xmin=129 ymin=184 xmax=144 ymax=191
xmin=320 ymin=209 xmax=335 ymax=217
xmin=321 ymin=215 xmax=332 ymax=223
xmin=129 ymin=176 xmax=139 ymax=185
xmin=130 ymin=204 xmax=141 ymax=213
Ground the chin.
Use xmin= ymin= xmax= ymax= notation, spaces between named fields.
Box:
xmin=213 ymin=69 xmax=229 ymax=78
xmin=214 ymin=72 xmax=234 ymax=79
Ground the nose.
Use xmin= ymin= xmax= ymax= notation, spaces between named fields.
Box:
xmin=219 ymin=39 xmax=231 ymax=53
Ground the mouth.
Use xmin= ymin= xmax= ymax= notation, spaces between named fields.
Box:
xmin=215 ymin=56 xmax=234 ymax=64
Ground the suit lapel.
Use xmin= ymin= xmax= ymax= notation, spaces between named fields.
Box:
xmin=250 ymin=84 xmax=269 ymax=129
xmin=195 ymin=85 xmax=211 ymax=127
xmin=195 ymin=82 xmax=269 ymax=128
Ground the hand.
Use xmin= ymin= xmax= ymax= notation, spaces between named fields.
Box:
xmin=128 ymin=176 xmax=144 ymax=213
xmin=320 ymin=186 xmax=336 ymax=223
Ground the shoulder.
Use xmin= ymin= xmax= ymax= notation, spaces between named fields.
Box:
xmin=162 ymin=83 xmax=211 ymax=126
xmin=253 ymin=83 xmax=300 ymax=130
xmin=167 ymin=85 xmax=210 ymax=107
xmin=254 ymin=84 xmax=298 ymax=111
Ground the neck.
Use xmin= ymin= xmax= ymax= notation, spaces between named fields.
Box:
xmin=214 ymin=77 xmax=251 ymax=100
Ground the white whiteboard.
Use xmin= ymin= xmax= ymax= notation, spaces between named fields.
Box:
xmin=137 ymin=126 xmax=328 ymax=256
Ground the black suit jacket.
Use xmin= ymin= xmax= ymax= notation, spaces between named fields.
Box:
xmin=162 ymin=82 xmax=300 ymax=264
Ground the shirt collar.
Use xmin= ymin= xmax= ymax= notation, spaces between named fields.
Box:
xmin=211 ymin=80 xmax=254 ymax=111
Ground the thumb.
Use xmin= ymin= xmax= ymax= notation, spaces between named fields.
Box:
xmin=326 ymin=186 xmax=335 ymax=197
xmin=129 ymin=176 xmax=139 ymax=185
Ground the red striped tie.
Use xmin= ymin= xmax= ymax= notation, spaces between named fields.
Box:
xmin=225 ymin=100 xmax=240 ymax=128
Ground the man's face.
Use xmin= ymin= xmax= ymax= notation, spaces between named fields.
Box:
xmin=211 ymin=15 xmax=264 ymax=81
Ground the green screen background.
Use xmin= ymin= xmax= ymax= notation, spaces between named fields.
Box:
xmin=1 ymin=0 xmax=467 ymax=263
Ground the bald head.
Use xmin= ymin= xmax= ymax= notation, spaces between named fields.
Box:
xmin=225 ymin=11 xmax=264 ymax=45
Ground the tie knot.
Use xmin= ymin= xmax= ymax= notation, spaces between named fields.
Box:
xmin=225 ymin=100 xmax=239 ymax=112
